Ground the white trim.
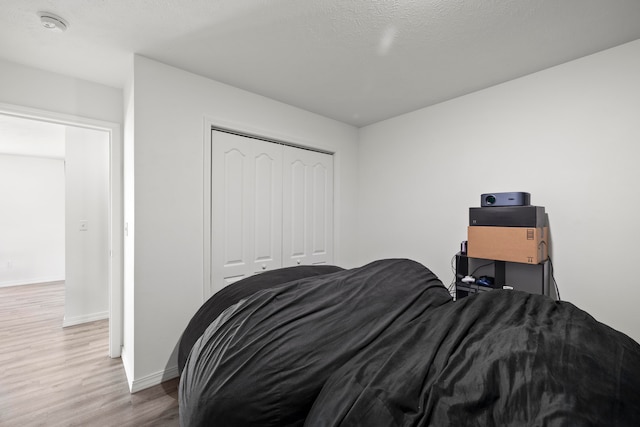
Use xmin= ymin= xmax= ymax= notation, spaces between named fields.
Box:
xmin=0 ymin=102 xmax=123 ymax=359
xmin=63 ymin=311 xmax=109 ymax=327
xmin=0 ymin=103 xmax=119 ymax=132
xmin=202 ymin=118 xmax=212 ymax=303
xmin=204 ymin=116 xmax=336 ymax=154
xmin=0 ymin=277 xmax=65 ymax=288
xmin=130 ymin=365 xmax=180 ymax=394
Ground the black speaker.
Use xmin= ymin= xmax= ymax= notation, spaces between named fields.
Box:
xmin=469 ymin=206 xmax=546 ymax=227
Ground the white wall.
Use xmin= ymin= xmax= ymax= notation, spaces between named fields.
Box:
xmin=357 ymin=39 xmax=640 ymax=343
xmin=0 ymin=155 xmax=65 ymax=286
xmin=63 ymin=127 xmax=111 ymax=326
xmin=0 ymin=59 xmax=122 ymax=124
xmin=126 ymin=55 xmax=359 ymax=390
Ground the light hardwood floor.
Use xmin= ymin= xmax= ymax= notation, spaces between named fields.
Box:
xmin=0 ymin=281 xmax=180 ymax=426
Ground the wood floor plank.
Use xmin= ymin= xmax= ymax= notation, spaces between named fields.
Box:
xmin=0 ymin=282 xmax=179 ymax=426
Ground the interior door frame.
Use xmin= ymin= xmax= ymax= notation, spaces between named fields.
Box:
xmin=0 ymin=102 xmax=123 ymax=358
xmin=202 ymin=116 xmax=333 ymax=301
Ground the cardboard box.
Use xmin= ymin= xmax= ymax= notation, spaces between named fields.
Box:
xmin=467 ymin=226 xmax=548 ymax=264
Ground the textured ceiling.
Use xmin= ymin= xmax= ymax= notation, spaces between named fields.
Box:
xmin=1 ymin=0 xmax=640 ymax=127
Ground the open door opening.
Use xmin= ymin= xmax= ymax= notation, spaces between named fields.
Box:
xmin=0 ymin=105 xmax=122 ymax=358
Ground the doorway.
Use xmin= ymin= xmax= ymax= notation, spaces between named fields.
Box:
xmin=0 ymin=104 xmax=122 ymax=358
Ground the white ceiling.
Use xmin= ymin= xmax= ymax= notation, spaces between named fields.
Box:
xmin=1 ymin=0 xmax=640 ymax=127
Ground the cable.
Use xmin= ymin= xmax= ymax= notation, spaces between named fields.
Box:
xmin=448 ymin=253 xmax=457 ymax=299
xmin=470 ymin=261 xmax=494 ymax=277
xmin=450 ymin=253 xmax=494 ymax=300
xmin=548 ymin=257 xmax=561 ymax=301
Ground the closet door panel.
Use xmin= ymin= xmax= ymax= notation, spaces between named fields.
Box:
xmin=211 ymin=131 xmax=282 ymax=296
xmin=311 ymin=162 xmax=329 ymax=257
xmin=223 ymin=148 xmax=248 ymax=266
xmin=288 ymin=160 xmax=307 ymax=258
xmin=212 ymin=139 xmax=253 ymax=292
xmin=282 ymin=147 xmax=333 ymax=267
xmin=253 ymin=151 xmax=283 ymax=267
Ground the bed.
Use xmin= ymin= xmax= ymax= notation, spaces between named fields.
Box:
xmin=178 ymin=258 xmax=640 ymax=426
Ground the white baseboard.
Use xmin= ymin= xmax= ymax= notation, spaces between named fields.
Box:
xmin=119 ymin=347 xmax=180 ymax=394
xmin=130 ymin=365 xmax=180 ymax=393
xmin=0 ymin=277 xmax=65 ymax=288
xmin=121 ymin=346 xmax=134 ymax=391
xmin=62 ymin=311 xmax=109 ymax=327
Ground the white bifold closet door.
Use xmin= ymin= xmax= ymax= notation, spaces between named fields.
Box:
xmin=211 ymin=130 xmax=333 ymax=295
xmin=282 ymin=144 xmax=333 ymax=267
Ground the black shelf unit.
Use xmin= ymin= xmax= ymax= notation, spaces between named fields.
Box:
xmin=455 ymin=253 xmax=556 ymax=300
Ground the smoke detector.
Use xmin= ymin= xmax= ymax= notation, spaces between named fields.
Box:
xmin=38 ymin=12 xmax=69 ymax=32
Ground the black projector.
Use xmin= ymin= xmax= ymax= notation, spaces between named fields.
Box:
xmin=469 ymin=206 xmax=546 ymax=228
xmin=481 ymin=192 xmax=530 ymax=207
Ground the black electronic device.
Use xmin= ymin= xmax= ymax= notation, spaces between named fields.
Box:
xmin=469 ymin=206 xmax=546 ymax=227
xmin=481 ymin=192 xmax=530 ymax=207
xmin=454 ymin=253 xmax=556 ymax=300
xmin=476 ymin=276 xmax=494 ymax=287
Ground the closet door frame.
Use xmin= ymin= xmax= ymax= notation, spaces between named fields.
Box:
xmin=203 ymin=117 xmax=334 ymax=301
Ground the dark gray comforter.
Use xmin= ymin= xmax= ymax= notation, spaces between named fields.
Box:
xmin=179 ymin=259 xmax=640 ymax=426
